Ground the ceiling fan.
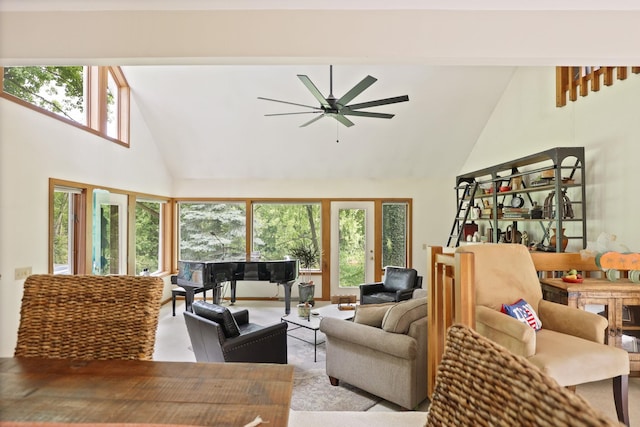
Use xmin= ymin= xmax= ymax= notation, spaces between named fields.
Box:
xmin=258 ymin=65 xmax=409 ymax=127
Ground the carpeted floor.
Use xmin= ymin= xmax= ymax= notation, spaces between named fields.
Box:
xmin=155 ymin=298 xmax=639 ymax=425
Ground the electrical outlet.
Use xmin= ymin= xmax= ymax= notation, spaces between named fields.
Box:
xmin=15 ymin=267 xmax=32 ymax=280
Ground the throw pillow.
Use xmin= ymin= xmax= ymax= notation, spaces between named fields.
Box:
xmin=381 ymin=297 xmax=427 ymax=334
xmin=192 ymin=301 xmax=241 ymax=338
xmin=501 ymin=299 xmax=542 ymax=331
xmin=353 ymin=302 xmax=396 ymax=328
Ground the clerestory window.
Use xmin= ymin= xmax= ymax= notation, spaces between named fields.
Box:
xmin=1 ymin=66 xmax=130 ymax=146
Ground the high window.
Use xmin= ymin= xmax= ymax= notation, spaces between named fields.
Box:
xmin=1 ymin=66 xmax=130 ymax=146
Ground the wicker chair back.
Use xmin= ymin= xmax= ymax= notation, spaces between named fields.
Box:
xmin=428 ymin=324 xmax=623 ymax=427
xmin=15 ymin=274 xmax=164 ymax=361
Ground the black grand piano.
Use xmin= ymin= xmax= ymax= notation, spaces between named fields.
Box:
xmin=177 ymin=259 xmax=299 ymax=314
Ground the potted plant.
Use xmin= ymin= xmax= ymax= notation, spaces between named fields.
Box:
xmin=290 ymin=242 xmax=319 ymax=309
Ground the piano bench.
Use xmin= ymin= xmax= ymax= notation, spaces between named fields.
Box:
xmin=171 ymin=286 xmax=208 ymax=316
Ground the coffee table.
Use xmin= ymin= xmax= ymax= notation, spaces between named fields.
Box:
xmin=281 ymin=304 xmax=356 ymax=362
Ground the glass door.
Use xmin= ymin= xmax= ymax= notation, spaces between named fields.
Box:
xmin=92 ymin=189 xmax=128 ymax=275
xmin=330 ymin=202 xmax=375 ymax=296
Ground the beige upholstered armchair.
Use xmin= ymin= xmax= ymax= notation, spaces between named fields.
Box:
xmin=456 ymin=244 xmax=630 ymax=426
xmin=319 ymin=296 xmax=428 ymax=409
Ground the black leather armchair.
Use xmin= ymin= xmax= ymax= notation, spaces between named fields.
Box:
xmin=183 ymin=301 xmax=288 ymax=364
xmin=359 ymin=266 xmax=423 ymax=305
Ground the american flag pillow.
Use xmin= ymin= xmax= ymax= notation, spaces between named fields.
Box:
xmin=501 ymin=298 xmax=542 ymax=331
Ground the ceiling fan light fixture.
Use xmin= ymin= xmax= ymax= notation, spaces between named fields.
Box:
xmin=258 ymin=65 xmax=409 ymax=127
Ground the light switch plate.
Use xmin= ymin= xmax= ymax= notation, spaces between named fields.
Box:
xmin=15 ymin=267 xmax=32 ymax=280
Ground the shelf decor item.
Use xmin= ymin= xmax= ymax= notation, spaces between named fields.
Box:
xmin=550 ymin=228 xmax=569 ymax=251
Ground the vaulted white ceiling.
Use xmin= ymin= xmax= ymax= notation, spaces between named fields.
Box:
xmin=2 ymin=1 xmax=638 ymax=181
xmin=122 ymin=64 xmax=513 ymax=180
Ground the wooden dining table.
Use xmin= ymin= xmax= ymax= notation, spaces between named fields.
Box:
xmin=0 ymin=357 xmax=294 ymax=427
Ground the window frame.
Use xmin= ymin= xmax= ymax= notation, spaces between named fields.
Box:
xmin=1 ymin=66 xmax=130 ymax=147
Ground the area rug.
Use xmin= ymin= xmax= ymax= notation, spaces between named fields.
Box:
xmin=286 ymin=327 xmax=383 ymax=412
xmin=290 ymin=367 xmax=382 ymax=411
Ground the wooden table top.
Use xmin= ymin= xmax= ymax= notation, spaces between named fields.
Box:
xmin=0 ymin=357 xmax=294 ymax=427
xmin=540 ymin=277 xmax=640 ymax=292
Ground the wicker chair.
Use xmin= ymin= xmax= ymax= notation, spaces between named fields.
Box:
xmin=15 ymin=274 xmax=164 ymax=360
xmin=428 ymin=324 xmax=624 ymax=427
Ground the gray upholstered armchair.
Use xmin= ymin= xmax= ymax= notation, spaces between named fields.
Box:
xmin=359 ymin=266 xmax=422 ymax=304
xmin=319 ymin=296 xmax=428 ymax=409
xmin=184 ymin=301 xmax=288 ymax=364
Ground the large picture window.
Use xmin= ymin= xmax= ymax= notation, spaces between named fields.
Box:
xmin=252 ymin=202 xmax=322 ymax=269
xmin=178 ymin=202 xmax=247 ymax=261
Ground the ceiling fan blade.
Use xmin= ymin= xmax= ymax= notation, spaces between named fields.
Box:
xmin=257 ymin=96 xmax=320 ymax=110
xmin=330 ymin=114 xmax=355 ymax=128
xmin=300 ymin=114 xmax=325 ymax=127
xmin=265 ymin=111 xmax=323 ymax=117
xmin=297 ymin=75 xmax=331 ymax=108
xmin=341 ymin=110 xmax=394 ymax=119
xmin=336 ymin=75 xmax=377 ymax=107
xmin=346 ymin=95 xmax=409 ymax=110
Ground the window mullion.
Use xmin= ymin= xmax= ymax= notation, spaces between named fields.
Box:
xmin=87 ymin=66 xmax=108 ymax=133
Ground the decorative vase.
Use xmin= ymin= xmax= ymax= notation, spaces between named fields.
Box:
xmin=297 ymin=303 xmax=311 ymax=319
xmin=550 ymin=228 xmax=569 ymax=252
xmin=298 ymin=283 xmax=316 ymax=307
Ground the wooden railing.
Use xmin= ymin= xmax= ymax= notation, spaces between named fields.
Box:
xmin=556 ymin=66 xmax=640 ymax=107
xmin=427 ymin=246 xmax=475 ymax=397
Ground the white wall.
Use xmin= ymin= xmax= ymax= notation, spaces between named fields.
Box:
xmin=0 ymin=98 xmax=174 ymax=356
xmin=461 ymin=67 xmax=640 ymax=252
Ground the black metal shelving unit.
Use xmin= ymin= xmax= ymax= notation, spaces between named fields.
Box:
xmin=448 ymin=147 xmax=586 ymax=251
